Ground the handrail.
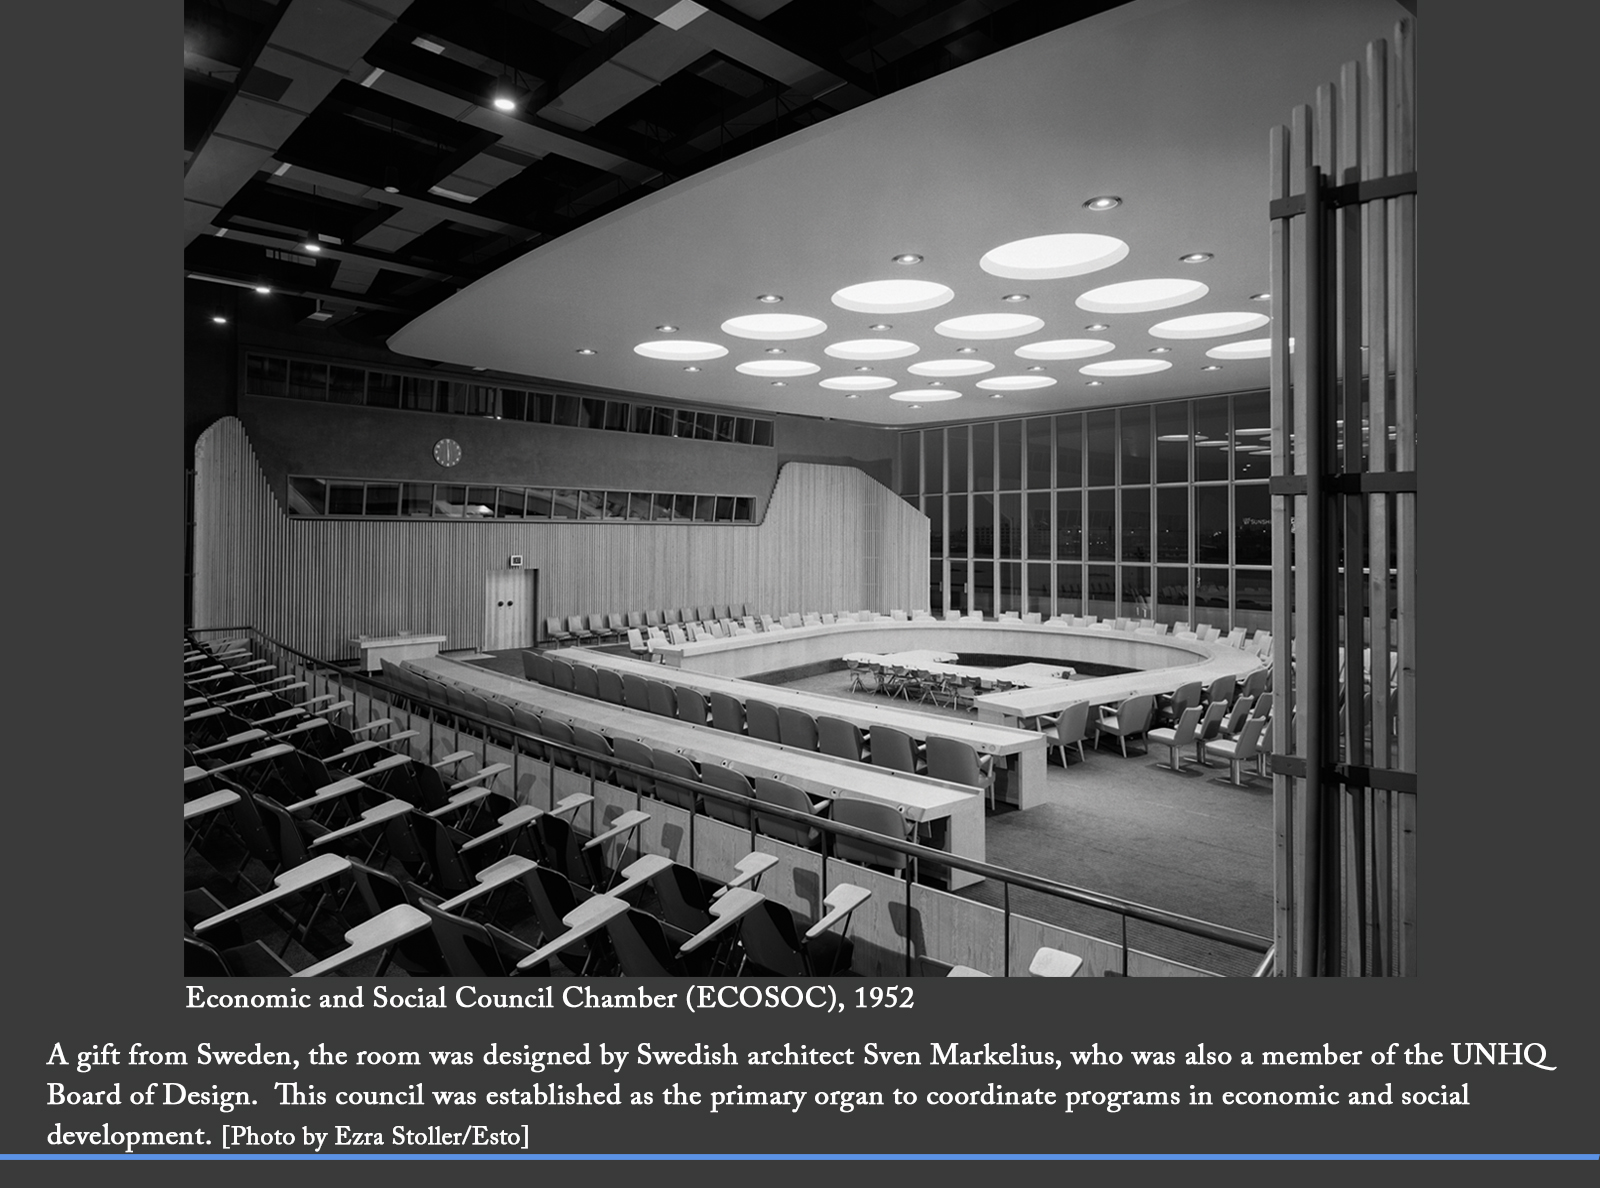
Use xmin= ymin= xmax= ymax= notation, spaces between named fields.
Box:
xmin=187 ymin=627 xmax=1274 ymax=972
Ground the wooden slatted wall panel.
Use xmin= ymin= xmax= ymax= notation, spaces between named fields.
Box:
xmin=193 ymin=417 xmax=930 ymax=660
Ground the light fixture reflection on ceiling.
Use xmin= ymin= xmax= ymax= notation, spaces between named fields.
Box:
xmin=825 ymin=338 xmax=919 ymax=361
xmin=820 ymin=375 xmax=896 ymax=391
xmin=1080 ymin=358 xmax=1172 ymax=377
xmin=907 ymin=358 xmax=995 ymax=378
xmin=977 ymin=375 xmax=1057 ymax=391
xmin=736 ymin=360 xmax=820 ymax=377
xmin=1083 ymin=196 xmax=1122 ymax=210
xmin=254 ymin=285 xmax=271 ymax=294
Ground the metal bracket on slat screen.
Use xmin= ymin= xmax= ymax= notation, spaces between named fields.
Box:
xmin=1269 ymin=753 xmax=1417 ymax=796
xmin=1269 ymin=472 xmax=1418 ymax=496
xmin=1269 ymin=171 xmax=1418 ymax=220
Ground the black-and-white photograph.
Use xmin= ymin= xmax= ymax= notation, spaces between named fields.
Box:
xmin=183 ymin=0 xmax=1418 ymax=980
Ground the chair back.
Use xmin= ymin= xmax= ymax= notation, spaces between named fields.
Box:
xmin=675 ymin=686 xmax=711 ymax=726
xmin=627 ymin=612 xmax=645 ymax=629
xmin=700 ymin=764 xmax=754 ymax=829
xmin=1054 ymin=702 xmax=1091 ymax=743
xmin=650 ymin=749 xmax=702 ymax=812
xmin=777 ymin=706 xmax=819 ymax=751
xmin=1170 ymin=681 xmax=1203 ymax=718
xmin=1119 ymin=694 xmax=1156 ymax=734
xmin=1231 ymin=717 xmax=1267 ymax=758
xmin=646 ymin=610 xmax=663 ymax=628
xmin=520 ymin=650 xmax=541 ymax=681
xmin=817 ymin=716 xmax=869 ymax=763
xmin=1241 ymin=667 xmax=1269 ymax=700
xmin=418 ymin=902 xmax=518 ymax=976
xmin=745 ymin=700 xmax=782 ymax=743
xmin=543 ymin=617 xmax=564 ymax=640
xmin=752 ymin=777 xmax=822 ymax=849
xmin=510 ymin=706 xmax=544 ymax=760
xmin=708 ymin=691 xmax=746 ymax=734
xmin=571 ymin=725 xmax=614 ymax=782
xmin=626 ymin=628 xmax=647 ymax=654
xmin=566 ymin=616 xmax=588 ymax=637
xmin=1224 ymin=696 xmax=1253 ymax=734
xmin=737 ymin=900 xmax=808 ymax=976
xmin=1205 ymin=673 xmax=1235 ymax=705
xmin=610 ymin=737 xmax=655 ymax=797
xmin=542 ymin=717 xmax=577 ymax=769
xmin=547 ymin=657 xmax=576 ymax=692
xmin=870 ymin=726 xmax=919 ymax=773
xmin=606 ymin=907 xmax=680 ymax=976
xmin=1170 ymin=704 xmax=1205 ymax=745
xmin=925 ymin=736 xmax=984 ymax=787
xmin=571 ymin=664 xmax=600 ymax=700
xmin=1197 ymin=699 xmax=1229 ymax=741
xmin=596 ymin=668 xmax=626 ymax=705
xmin=621 ymin=672 xmax=652 ymax=712
xmin=831 ymin=798 xmax=910 ymax=873
xmin=645 ymin=680 xmax=677 ymax=718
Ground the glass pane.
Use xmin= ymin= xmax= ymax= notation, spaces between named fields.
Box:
xmin=1086 ymin=410 xmax=1115 ymax=486
xmin=972 ymin=561 xmax=994 ymax=616
xmin=401 ymin=483 xmax=433 ymax=517
xmin=328 ymin=366 xmax=365 ymax=405
xmin=606 ymin=401 xmax=631 ymax=431
xmin=1026 ymin=492 xmax=1051 ymax=560
xmin=998 ymin=493 xmax=1021 ymax=560
xmin=1157 ymin=487 xmax=1189 ymax=563
xmin=693 ymin=495 xmax=717 ymax=522
xmin=1194 ymin=568 xmax=1230 ymax=628
xmin=439 ymin=381 xmax=468 ymax=415
xmin=1235 ymin=483 xmax=1271 ymax=565
xmin=604 ymin=492 xmax=630 ymax=519
xmin=926 ymin=496 xmax=944 ymax=556
xmin=675 ymin=410 xmax=696 ymax=438
xmin=1055 ymin=490 xmax=1081 ymax=560
xmin=929 ymin=560 xmax=945 ymax=613
xmin=673 ymin=493 xmax=696 ymax=520
xmin=1195 ymin=485 xmax=1230 ymax=564
xmin=495 ymin=487 xmax=525 ymax=518
xmin=1027 ymin=562 xmax=1050 ymax=614
xmin=286 ymin=476 xmax=326 ymax=516
xmin=365 ymin=484 xmax=400 ymax=517
xmin=733 ymin=497 xmax=753 ymax=522
xmin=525 ymin=490 xmax=555 ymax=519
xmin=949 ymin=561 xmax=968 ymax=614
xmin=464 ymin=487 xmax=496 ymax=518
xmin=714 ymin=496 xmax=735 ymax=521
xmin=632 ymin=405 xmax=655 ymax=433
xmin=997 ymin=420 xmax=1022 ymax=490
xmin=971 ymin=423 xmax=994 ymax=491
xmin=900 ymin=433 xmax=919 ymax=495
xmin=577 ymin=491 xmax=605 ymax=520
xmin=653 ymin=407 xmax=675 ymax=435
xmin=1195 ymin=396 xmax=1230 ymax=481
xmin=467 ymin=385 xmax=495 ymax=416
xmin=1025 ymin=417 xmax=1052 ymax=489
xmin=401 ymin=376 xmax=436 ymax=411
xmin=1121 ymin=565 xmax=1151 ymax=619
xmin=288 ymin=360 xmax=328 ymax=401
xmin=651 ymin=492 xmax=675 ymax=520
xmin=1086 ymin=564 xmax=1116 ymax=619
xmin=715 ymin=415 xmax=735 ymax=442
xmin=627 ymin=492 xmax=653 ymax=521
xmin=1055 ymin=563 xmax=1082 ymax=617
xmin=245 ymin=354 xmax=287 ymax=398
xmin=500 ymin=389 xmax=526 ymax=420
xmin=999 ymin=561 xmax=1021 ymax=613
xmin=1086 ymin=488 xmax=1115 ymax=561
xmin=923 ymin=428 xmax=944 ymax=493
xmin=551 ymin=489 xmax=578 ymax=520
xmin=435 ymin=484 xmax=466 ymax=517
xmin=947 ymin=495 xmax=968 ymax=556
xmin=1157 ymin=566 xmax=1189 ymax=625
xmin=527 ymin=392 xmax=554 ymax=423
xmin=735 ymin=418 xmax=755 ymax=445
xmin=1121 ymin=487 xmax=1150 ymax=561
xmin=554 ymin=395 xmax=582 ymax=427
xmin=579 ymin=398 xmax=605 ymax=428
xmin=694 ymin=412 xmax=716 ymax=441
xmin=751 ymin=420 xmax=774 ymax=447
xmin=1156 ymin=401 xmax=1189 ymax=483
xmin=1119 ymin=406 xmax=1151 ymax=485
xmin=947 ymin=426 xmax=968 ymax=492
xmin=1234 ymin=390 xmax=1271 ymax=480
xmin=1236 ymin=569 xmax=1272 ymax=614
xmin=1055 ymin=414 xmax=1082 ymax=487
xmin=972 ymin=493 xmax=996 ymax=558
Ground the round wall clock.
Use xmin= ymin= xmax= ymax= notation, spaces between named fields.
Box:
xmin=432 ymin=438 xmax=462 ymax=468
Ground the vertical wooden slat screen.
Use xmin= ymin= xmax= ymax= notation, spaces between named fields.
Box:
xmin=1268 ymin=20 xmax=1417 ymax=976
xmin=192 ymin=417 xmax=930 ymax=661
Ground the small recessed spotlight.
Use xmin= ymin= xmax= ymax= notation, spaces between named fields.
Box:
xmin=845 ymin=394 xmax=859 ymax=399
xmin=771 ymin=381 xmax=786 ymax=387
xmin=493 ymin=96 xmax=516 ymax=112
xmin=211 ymin=315 xmax=227 ymax=324
xmin=1086 ymin=380 xmax=1103 ymax=386
xmin=1202 ymin=364 xmax=1222 ymax=371
xmin=1149 ymin=346 xmax=1171 ymax=354
xmin=656 ymin=324 xmax=677 ymax=332
xmin=1250 ymin=292 xmax=1271 ymax=301
xmin=576 ymin=348 xmax=596 ymax=355
xmin=1180 ymin=252 xmax=1214 ymax=263
xmin=1085 ymin=323 xmax=1110 ymax=331
xmin=472 ymin=366 xmax=487 ymax=372
xmin=892 ymin=253 xmax=923 ymax=265
xmin=928 ymin=381 xmax=944 ymax=387
xmin=1083 ymin=195 xmax=1122 ymax=211
xmin=764 ymin=347 xmax=786 ymax=355
xmin=990 ymin=393 xmax=1004 ymax=399
xmin=1001 ymin=293 xmax=1030 ymax=303
xmin=955 ymin=347 xmax=978 ymax=355
xmin=1026 ymin=365 xmax=1046 ymax=372
xmin=909 ymin=404 xmax=922 ymax=409
xmin=868 ymin=323 xmax=892 ymax=331
xmin=384 ymin=184 xmax=400 ymax=194
xmin=757 ymin=294 xmax=783 ymax=303
xmin=254 ymin=284 xmax=271 ymax=294
xmin=302 ymin=240 xmax=322 ymax=253
xmin=853 ymin=366 xmax=874 ymax=372
xmin=684 ymin=366 xmax=700 ymax=372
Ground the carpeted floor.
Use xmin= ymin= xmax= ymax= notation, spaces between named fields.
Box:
xmin=472 ymin=648 xmax=1274 ymax=975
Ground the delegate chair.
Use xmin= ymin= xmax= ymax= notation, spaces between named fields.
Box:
xmin=605 ymin=906 xmax=703 ymax=977
xmin=777 ymin=707 xmax=819 ymax=751
xmin=546 ymin=657 xmax=576 ymax=692
xmin=817 ymin=717 xmax=870 ymax=764
xmin=700 ymin=764 xmax=755 ymax=830
xmin=1093 ymin=694 xmax=1156 ymax=758
xmin=596 ymin=668 xmax=626 ymax=705
xmin=1031 ymin=702 xmax=1089 ymax=766
xmin=925 ymin=736 xmax=996 ymax=810
xmin=571 ymin=664 xmax=601 ymax=701
xmin=543 ymin=618 xmax=573 ymax=646
xmin=735 ymin=894 xmax=858 ymax=976
xmin=609 ymin=737 xmax=655 ymax=798
xmin=751 ymin=777 xmax=828 ymax=850
xmin=417 ymin=902 xmax=540 ymax=977
xmin=649 ymin=749 xmax=702 ymax=813
xmin=645 ymin=679 xmax=677 ymax=718
xmin=1154 ymin=680 xmax=1204 ymax=729
xmin=1220 ymin=696 xmax=1254 ymax=740
xmin=675 ymin=687 xmax=710 ymax=726
xmin=744 ymin=700 xmax=782 ymax=744
xmin=566 ymin=616 xmax=596 ymax=644
xmin=870 ymin=726 xmax=925 ymax=775
xmin=570 ymin=725 xmax=615 ymax=785
xmin=1192 ymin=700 xmax=1230 ymax=766
xmin=708 ymin=691 xmax=746 ymax=735
xmin=620 ymin=672 xmax=651 ymax=712
xmin=1146 ymin=705 xmax=1205 ymax=773
xmin=1203 ymin=717 xmax=1268 ymax=786
xmin=626 ymin=628 xmax=652 ymax=661
xmin=830 ymin=798 xmax=913 ymax=875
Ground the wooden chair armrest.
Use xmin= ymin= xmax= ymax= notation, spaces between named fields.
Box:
xmin=551 ymin=793 xmax=594 ymax=815
xmin=350 ymin=718 xmax=393 ymax=735
xmin=431 ymin=750 xmax=474 ymax=770
xmin=448 ymin=762 xmax=509 ymax=791
xmin=425 ymin=786 xmax=495 ymax=818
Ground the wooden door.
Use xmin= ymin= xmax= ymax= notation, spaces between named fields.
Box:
xmin=482 ymin=569 xmax=536 ymax=651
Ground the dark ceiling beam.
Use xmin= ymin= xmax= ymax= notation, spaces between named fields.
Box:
xmin=674 ymin=0 xmax=882 ymax=98
xmin=204 ymin=225 xmax=458 ymax=282
xmin=187 ymin=271 xmax=419 ymax=315
xmin=184 ymin=0 xmax=290 ymax=175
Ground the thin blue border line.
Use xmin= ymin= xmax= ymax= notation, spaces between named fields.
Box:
xmin=2 ymin=1154 xmax=1596 ymax=1160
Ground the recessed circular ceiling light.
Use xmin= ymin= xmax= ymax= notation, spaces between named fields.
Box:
xmin=890 ymin=389 xmax=961 ymax=403
xmin=853 ymin=366 xmax=874 ymax=372
xmin=820 ymin=375 xmax=897 ymax=391
xmin=825 ymin=338 xmax=920 ymax=361
xmin=302 ymin=241 xmax=322 ymax=253
xmin=892 ymin=253 xmax=923 ymax=265
xmin=254 ymin=284 xmax=271 ymax=294
xmin=868 ymin=323 xmax=893 ymax=331
xmin=655 ymin=324 xmax=677 ymax=332
xmin=1201 ymin=364 xmax=1223 ymax=371
xmin=955 ymin=346 xmax=978 ymax=355
xmin=1001 ymin=293 xmax=1030 ymax=303
xmin=1085 ymin=380 xmax=1103 ymax=386
xmin=845 ymin=394 xmax=860 ymax=399
xmin=211 ymin=315 xmax=227 ymax=324
xmin=910 ymin=405 xmax=922 ymax=409
xmin=934 ymin=313 xmax=1044 ymax=340
xmin=928 ymin=381 xmax=944 ymax=387
xmin=756 ymin=294 xmax=783 ymax=303
xmin=1250 ymin=292 xmax=1272 ymax=301
xmin=736 ymin=360 xmax=820 ymax=377
xmin=1015 ymin=338 xmax=1113 ymax=360
xmin=1079 ymin=359 xmax=1174 ymax=377
xmin=1205 ymin=337 xmax=1292 ymax=360
xmin=907 ymin=358 xmax=996 ymax=378
xmin=722 ymin=313 xmax=826 ymax=340
xmin=472 ymin=366 xmax=487 ymax=372
xmin=990 ymin=393 xmax=1005 ymax=399
xmin=493 ymin=96 xmax=517 ymax=112
xmin=633 ymin=340 xmax=727 ymax=361
xmin=1149 ymin=347 xmax=1172 ymax=354
xmin=683 ymin=366 xmax=700 ymax=372
xmin=831 ymin=279 xmax=955 ymax=314
xmin=576 ymin=347 xmax=596 ymax=355
xmin=1157 ymin=434 xmax=1193 ymax=442
xmin=1235 ymin=428 xmax=1273 ymax=436
xmin=977 ymin=375 xmax=1058 ymax=391
xmin=771 ymin=381 xmax=786 ymax=387
xmin=1085 ymin=323 xmax=1110 ymax=331
xmin=980 ymin=233 xmax=1129 ymax=279
xmin=1083 ymin=196 xmax=1122 ymax=211
xmin=1077 ymin=278 xmax=1208 ymax=314
xmin=1150 ymin=311 xmax=1271 ymax=339
xmin=1180 ymin=252 xmax=1213 ymax=263
xmin=764 ymin=347 xmax=786 ymax=355
xmin=384 ymin=184 xmax=400 ymax=194
xmin=1025 ymin=365 xmax=1046 ymax=372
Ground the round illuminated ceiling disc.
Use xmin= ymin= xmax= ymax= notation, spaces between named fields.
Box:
xmin=934 ymin=313 xmax=1044 ymax=340
xmin=720 ymin=313 xmax=828 ymax=340
xmin=1206 ymin=337 xmax=1292 ymax=360
xmin=1076 ymin=278 xmax=1208 ymax=314
xmin=820 ymin=375 xmax=897 ymax=391
xmin=1149 ymin=311 xmax=1270 ymax=339
xmin=735 ymin=359 xmax=820 ymax=377
xmin=831 ymin=280 xmax=955 ymax=314
xmin=633 ymin=340 xmax=728 ymax=361
xmin=979 ymin=233 xmax=1129 ymax=279
xmin=1079 ymin=358 xmax=1174 ymax=377
xmin=824 ymin=338 xmax=920 ymax=361
xmin=1014 ymin=338 xmax=1114 ymax=360
xmin=976 ymin=375 xmax=1058 ymax=391
xmin=907 ymin=358 xmax=995 ymax=377
xmin=890 ymin=388 xmax=962 ymax=402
